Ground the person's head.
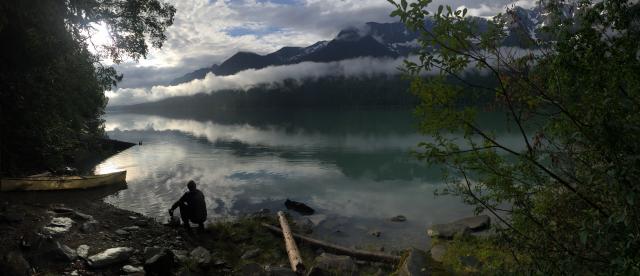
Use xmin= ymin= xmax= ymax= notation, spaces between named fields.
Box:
xmin=187 ymin=180 xmax=196 ymax=191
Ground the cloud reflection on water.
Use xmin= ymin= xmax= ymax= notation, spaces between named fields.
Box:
xmin=97 ymin=111 xmax=523 ymax=248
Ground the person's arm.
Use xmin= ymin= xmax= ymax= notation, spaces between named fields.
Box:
xmin=169 ymin=192 xmax=187 ymax=214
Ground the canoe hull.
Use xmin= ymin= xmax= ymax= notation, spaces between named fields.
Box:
xmin=0 ymin=171 xmax=126 ymax=192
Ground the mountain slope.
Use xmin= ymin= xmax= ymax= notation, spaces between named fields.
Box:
xmin=169 ymin=5 xmax=552 ymax=86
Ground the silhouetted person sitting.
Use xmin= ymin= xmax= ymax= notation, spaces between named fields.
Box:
xmin=169 ymin=180 xmax=207 ymax=232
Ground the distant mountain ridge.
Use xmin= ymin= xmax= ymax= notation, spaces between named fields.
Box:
xmin=168 ymin=21 xmax=422 ymax=85
xmin=169 ymin=6 xmax=551 ymax=86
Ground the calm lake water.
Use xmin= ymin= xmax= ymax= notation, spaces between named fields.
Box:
xmin=95 ymin=109 xmax=519 ymax=250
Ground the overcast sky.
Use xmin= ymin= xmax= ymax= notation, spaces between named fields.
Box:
xmin=103 ymin=0 xmax=535 ymax=90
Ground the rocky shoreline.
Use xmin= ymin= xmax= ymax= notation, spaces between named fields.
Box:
xmin=0 ymin=186 xmax=495 ymax=276
xmin=0 ymin=189 xmax=405 ymax=275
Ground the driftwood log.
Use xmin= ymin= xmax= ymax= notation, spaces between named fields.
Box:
xmin=277 ymin=211 xmax=305 ymax=273
xmin=262 ymin=222 xmax=401 ymax=264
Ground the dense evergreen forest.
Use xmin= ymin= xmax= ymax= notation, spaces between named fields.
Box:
xmin=113 ymin=72 xmax=496 ymax=113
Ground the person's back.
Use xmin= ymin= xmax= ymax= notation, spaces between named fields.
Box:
xmin=181 ymin=188 xmax=207 ymax=223
xmin=169 ymin=180 xmax=207 ymax=232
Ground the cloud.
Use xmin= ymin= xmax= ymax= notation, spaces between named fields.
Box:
xmin=107 ymin=0 xmax=525 ymax=89
xmin=106 ymin=55 xmax=413 ymax=105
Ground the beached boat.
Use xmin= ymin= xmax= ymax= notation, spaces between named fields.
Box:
xmin=0 ymin=171 xmax=126 ymax=191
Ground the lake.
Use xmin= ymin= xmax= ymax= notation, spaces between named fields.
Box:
xmin=95 ymin=109 xmax=518 ymax=250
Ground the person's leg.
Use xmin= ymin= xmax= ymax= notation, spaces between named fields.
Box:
xmin=178 ymin=204 xmax=192 ymax=231
xmin=197 ymin=222 xmax=205 ymax=233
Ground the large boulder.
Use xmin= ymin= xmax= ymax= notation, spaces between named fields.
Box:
xmin=427 ymin=215 xmax=491 ymax=239
xmin=87 ymin=247 xmax=134 ymax=268
xmin=144 ymin=249 xmax=175 ymax=276
xmin=427 ymin=223 xmax=471 ymax=239
xmin=396 ymin=248 xmax=429 ymax=276
xmin=452 ymin=215 xmax=490 ymax=231
xmin=312 ymin=253 xmax=357 ymax=275
xmin=430 ymin=243 xmax=447 ymax=262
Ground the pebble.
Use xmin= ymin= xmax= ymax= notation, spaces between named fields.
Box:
xmin=122 ymin=226 xmax=141 ymax=231
xmin=76 ymin=244 xmax=90 ymax=259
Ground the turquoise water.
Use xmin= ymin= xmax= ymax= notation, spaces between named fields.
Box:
xmin=96 ymin=109 xmax=519 ymax=249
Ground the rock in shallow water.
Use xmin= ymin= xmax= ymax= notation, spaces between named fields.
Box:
xmin=294 ymin=217 xmax=314 ymax=234
xmin=88 ymin=247 xmax=134 ymax=268
xmin=390 ymin=215 xmax=407 ymax=222
xmin=452 ymin=215 xmax=491 ymax=231
xmin=396 ymin=247 xmax=429 ymax=276
xmin=284 ymin=199 xmax=315 ymax=215
xmin=427 ymin=215 xmax=491 ymax=239
xmin=313 ymin=253 xmax=357 ymax=275
xmin=427 ymin=223 xmax=470 ymax=239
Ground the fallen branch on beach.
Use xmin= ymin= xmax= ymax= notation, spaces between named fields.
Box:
xmin=262 ymin=222 xmax=401 ymax=264
xmin=277 ymin=211 xmax=305 ymax=273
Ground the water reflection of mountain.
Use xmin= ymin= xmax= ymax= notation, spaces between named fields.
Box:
xmin=104 ymin=111 xmax=437 ymax=182
xmin=98 ymin=109 xmax=526 ymax=249
xmin=109 ymin=108 xmax=419 ymax=135
xmin=104 ymin=110 xmax=524 ymax=182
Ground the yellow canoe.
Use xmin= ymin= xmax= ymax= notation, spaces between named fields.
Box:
xmin=0 ymin=171 xmax=126 ymax=191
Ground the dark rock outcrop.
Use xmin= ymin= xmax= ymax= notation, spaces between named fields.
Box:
xmin=144 ymin=249 xmax=175 ymax=276
xmin=397 ymin=248 xmax=429 ymax=276
xmin=284 ymin=199 xmax=315 ymax=215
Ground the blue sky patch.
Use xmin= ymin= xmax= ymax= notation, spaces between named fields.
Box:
xmin=226 ymin=26 xmax=283 ymax=37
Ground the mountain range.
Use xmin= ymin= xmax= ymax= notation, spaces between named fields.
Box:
xmin=169 ymin=6 xmax=551 ymax=86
